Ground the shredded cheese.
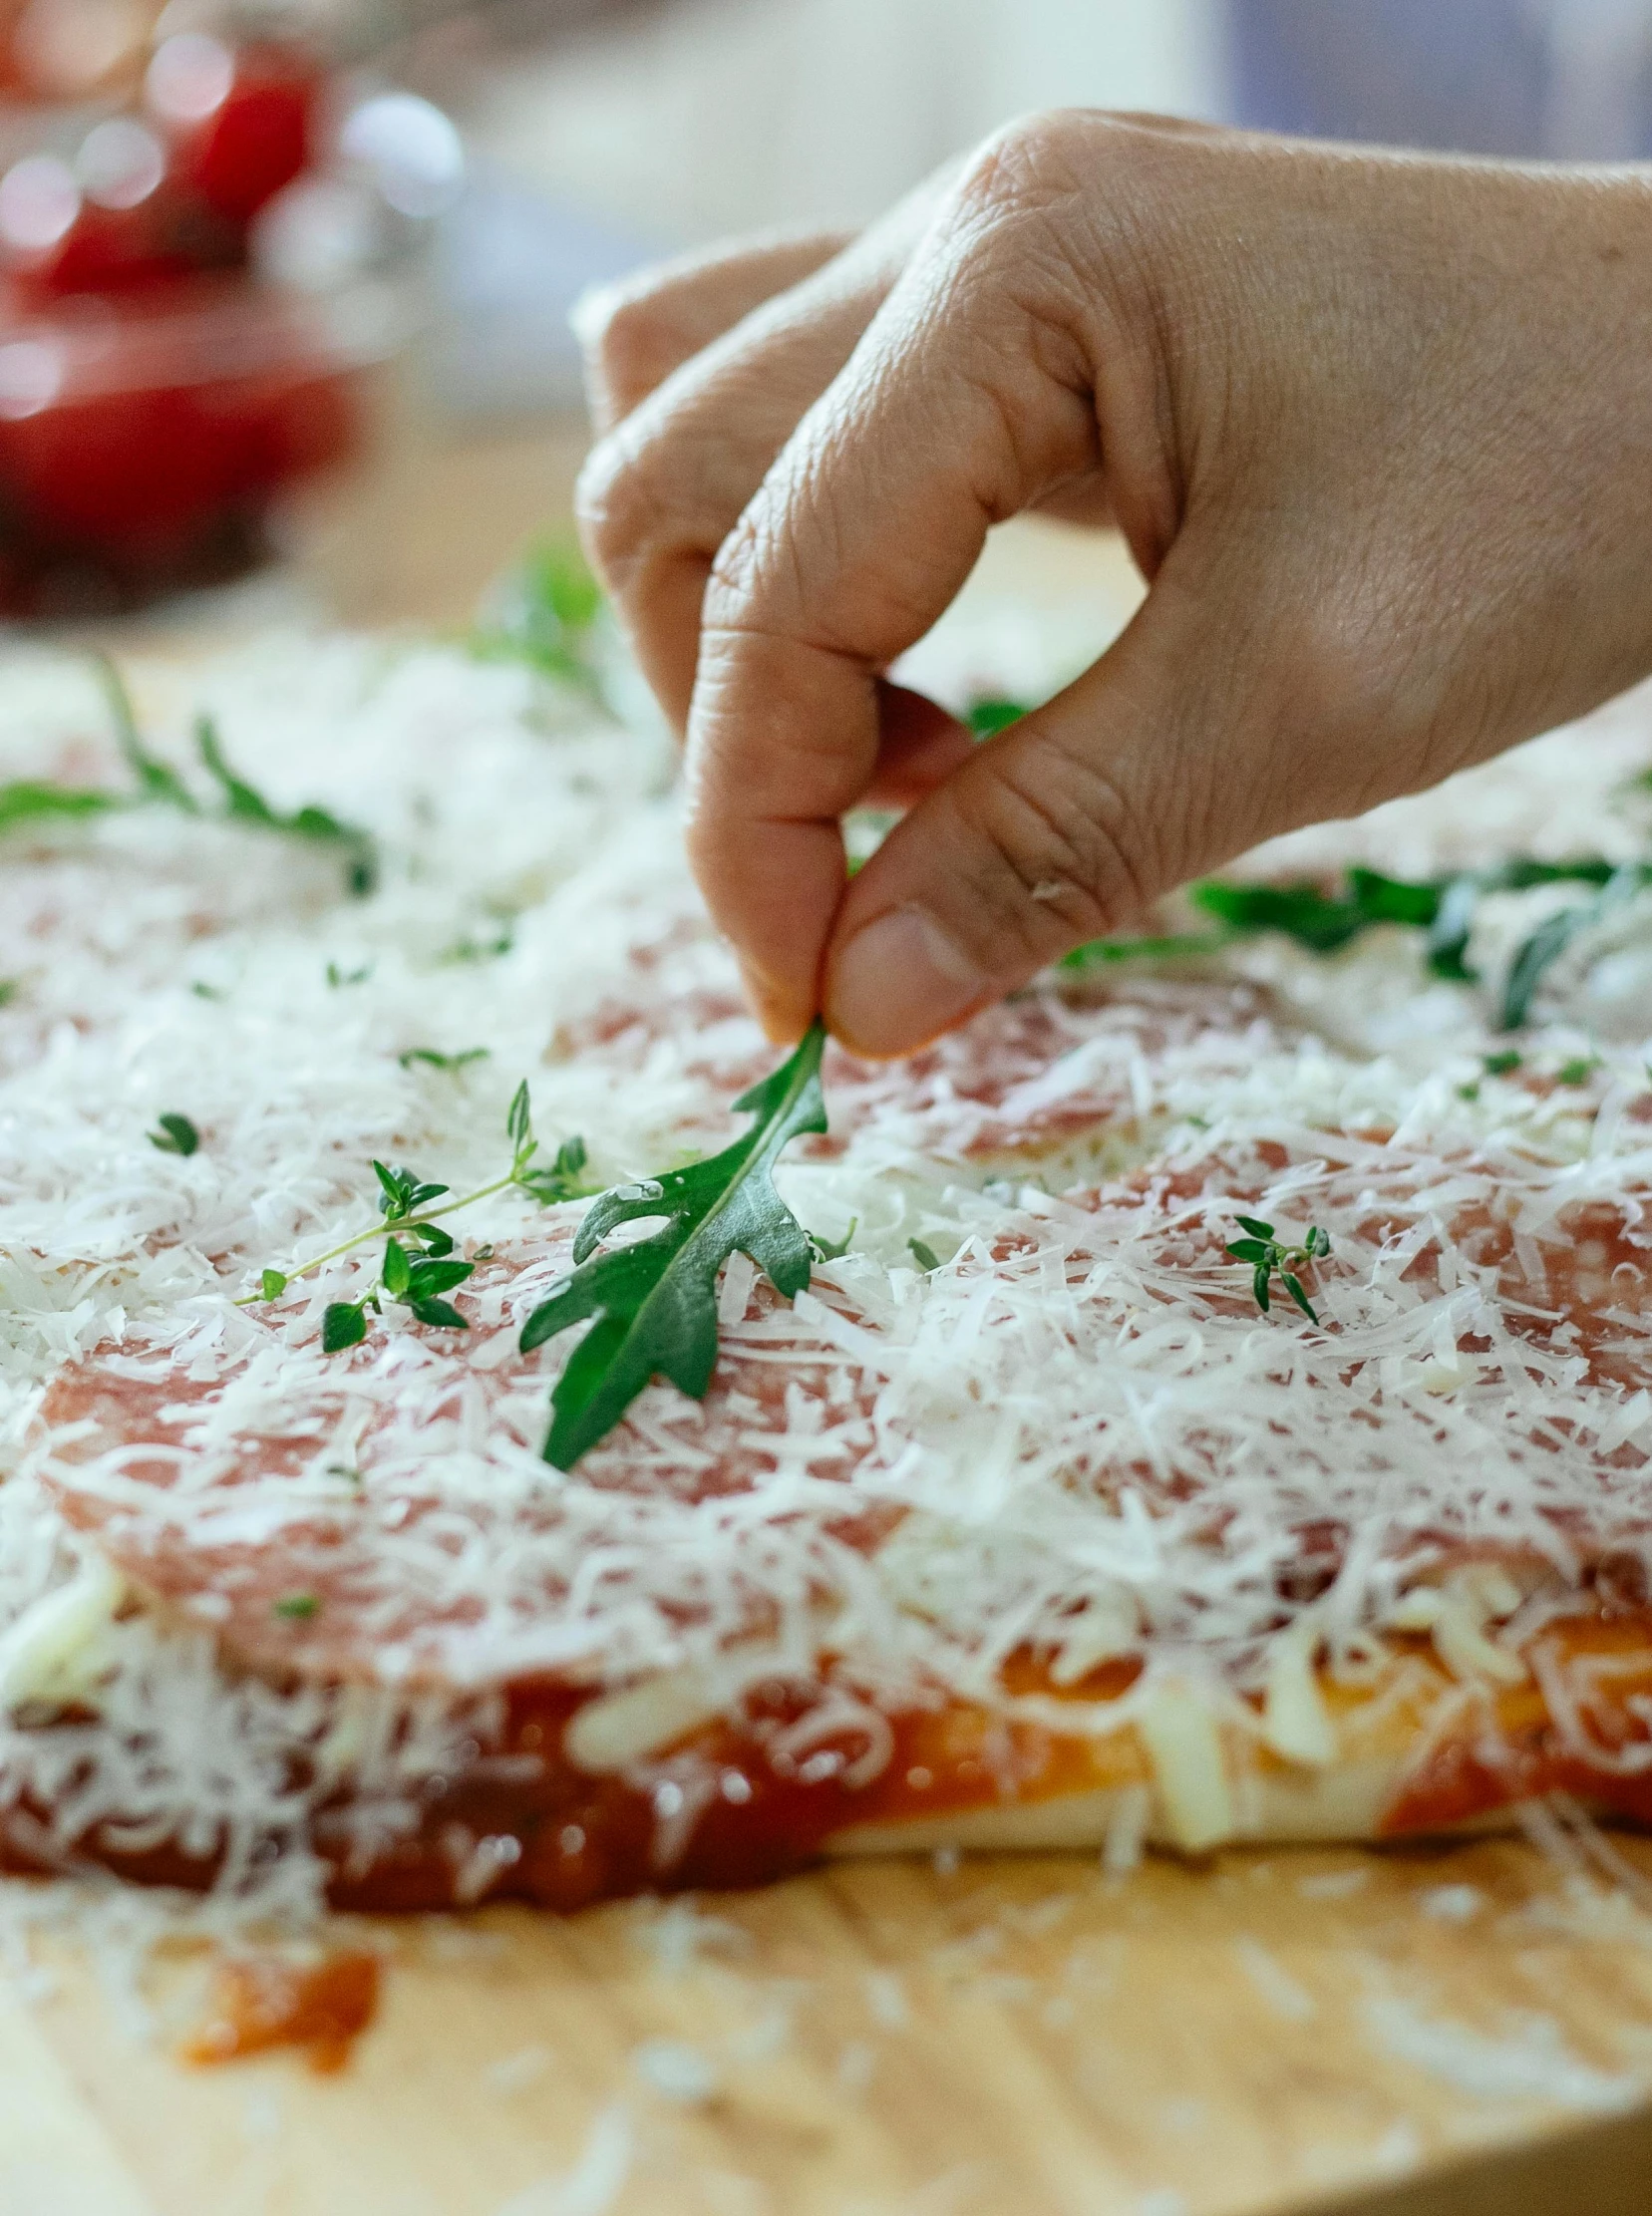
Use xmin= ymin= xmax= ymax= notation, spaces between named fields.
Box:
xmin=0 ymin=637 xmax=1644 ymax=1918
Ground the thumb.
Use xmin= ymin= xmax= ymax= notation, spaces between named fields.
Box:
xmin=823 ymin=558 xmax=1259 ymax=1057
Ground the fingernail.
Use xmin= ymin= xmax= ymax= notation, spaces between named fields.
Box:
xmin=827 ymin=906 xmax=988 ymax=1058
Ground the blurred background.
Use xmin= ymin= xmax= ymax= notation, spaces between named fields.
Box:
xmin=0 ymin=0 xmax=1647 ymax=638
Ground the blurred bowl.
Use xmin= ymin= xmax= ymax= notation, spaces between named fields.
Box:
xmin=0 ymin=264 xmax=404 ymax=612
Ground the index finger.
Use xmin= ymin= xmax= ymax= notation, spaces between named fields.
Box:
xmin=683 ymin=177 xmax=1100 ymax=1041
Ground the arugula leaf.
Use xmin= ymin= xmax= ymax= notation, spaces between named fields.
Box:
xmin=967 ymin=698 xmax=1029 ymax=738
xmin=0 ymin=781 xmax=121 ymax=830
xmin=150 ymin=1112 xmax=199 ymax=1156
xmin=195 ymin=716 xmax=377 ymax=895
xmin=471 ymin=541 xmax=605 ymax=692
xmin=1191 ymin=879 xmax=1381 ymax=954
xmin=1425 ymin=875 xmax=1481 ymax=980
xmin=1498 ymin=868 xmax=1642 ymax=1030
xmin=519 ymin=1021 xmax=827 ymax=1469
xmin=95 ymin=658 xmax=376 ymax=893
xmin=96 ymin=655 xmax=198 ymax=812
xmin=1061 ymin=929 xmax=1230 ymax=969
xmin=398 ymin=1047 xmax=490 ymax=1072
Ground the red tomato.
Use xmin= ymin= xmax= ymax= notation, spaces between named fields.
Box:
xmin=156 ymin=40 xmax=319 ymax=227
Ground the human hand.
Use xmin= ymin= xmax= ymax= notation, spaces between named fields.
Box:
xmin=576 ymin=113 xmax=1652 ymax=1056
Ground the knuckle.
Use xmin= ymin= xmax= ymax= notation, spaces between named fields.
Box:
xmin=943 ymin=743 xmax=1155 ymax=962
xmin=704 ymin=500 xmax=775 ymax=622
xmin=572 ymin=432 xmax=657 ymax=591
xmin=572 ymin=274 xmax=689 ymax=404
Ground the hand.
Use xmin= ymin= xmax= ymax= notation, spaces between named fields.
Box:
xmin=576 ymin=113 xmax=1652 ymax=1056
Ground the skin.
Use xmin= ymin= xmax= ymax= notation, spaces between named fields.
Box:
xmin=573 ymin=111 xmax=1652 ymax=1058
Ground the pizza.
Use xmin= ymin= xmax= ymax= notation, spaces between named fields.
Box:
xmin=2 ymin=627 xmax=1652 ymax=1925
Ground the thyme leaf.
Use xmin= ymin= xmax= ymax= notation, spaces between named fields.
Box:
xmin=1225 ymin=1217 xmax=1331 ymax=1325
xmin=239 ymin=1081 xmax=592 ymax=1335
xmin=519 ymin=1022 xmax=827 ymax=1470
xmin=149 ymin=1112 xmax=199 ymax=1156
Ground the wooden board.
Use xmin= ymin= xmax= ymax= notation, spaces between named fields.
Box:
xmin=7 ymin=1833 xmax=1652 ymax=2216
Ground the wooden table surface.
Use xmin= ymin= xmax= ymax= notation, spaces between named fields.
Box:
xmin=8 ymin=409 xmax=1652 ymax=2216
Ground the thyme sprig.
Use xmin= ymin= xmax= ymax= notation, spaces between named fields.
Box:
xmin=1225 ymin=1216 xmax=1331 ymax=1324
xmin=238 ymin=1083 xmax=592 ymax=1342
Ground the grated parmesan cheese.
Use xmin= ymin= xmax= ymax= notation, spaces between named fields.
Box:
xmin=0 ymin=638 xmax=1645 ymax=1922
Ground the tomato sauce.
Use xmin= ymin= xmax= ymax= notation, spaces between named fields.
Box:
xmin=182 ymin=1950 xmax=378 ymax=2071
xmin=1383 ymin=1608 xmax=1652 ymax=1836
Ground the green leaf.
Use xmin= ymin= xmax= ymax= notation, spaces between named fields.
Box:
xmin=1192 ymin=879 xmax=1367 ymax=953
xmin=966 ymin=698 xmax=1029 ymax=738
xmin=1424 ymin=874 xmax=1481 ymax=981
xmin=259 ymin=1268 xmax=288 ymax=1301
xmin=1345 ymin=866 xmax=1442 ymax=928
xmin=1233 ymin=1215 xmax=1274 ymax=1240
xmin=1060 ymin=930 xmax=1230 ymax=969
xmin=1306 ymin=1227 xmax=1331 ymax=1259
xmin=196 ymin=713 xmax=377 ymax=896
xmin=272 ymin=1592 xmax=320 ymax=1620
xmin=519 ymin=1021 xmax=828 ymax=1469
xmin=1483 ymin=1050 xmax=1521 ymax=1076
xmin=1281 ymin=1272 xmax=1319 ymax=1324
xmin=149 ymin=1111 xmax=199 ymax=1156
xmin=471 ymin=541 xmax=605 ymax=691
xmin=1498 ymin=892 xmax=1615 ymax=1031
xmin=408 ymin=1296 xmax=468 ymax=1329
xmin=96 ymin=655 xmax=198 ymax=813
xmin=0 ymin=780 xmax=121 ymax=830
xmin=506 ymin=1080 xmax=531 ymax=1154
xmin=907 ymin=1238 xmax=942 ymax=1272
xmin=414 ymin=1224 xmax=456 ymax=1256
xmin=326 ymin=962 xmax=371 ymax=988
xmin=403 ymin=1257 xmax=474 ymax=1301
xmin=382 ymin=1237 xmax=412 ymax=1298
xmin=195 ymin=715 xmax=279 ymax=826
xmin=398 ymin=1047 xmax=490 ymax=1072
xmin=1225 ymin=1238 xmax=1273 ymax=1265
xmin=439 ymin=925 xmax=514 ymax=964
xmin=1252 ymin=1266 xmax=1271 ymax=1313
xmin=322 ymin=1302 xmax=368 ymax=1353
xmin=1556 ymin=1057 xmax=1599 ymax=1087
xmin=810 ymin=1217 xmax=857 ymax=1263
xmin=372 ymin=1160 xmax=414 ymax=1215
xmin=517 ymin=1133 xmax=592 ymax=1205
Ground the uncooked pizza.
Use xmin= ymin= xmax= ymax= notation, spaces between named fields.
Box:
xmin=2 ymin=623 xmax=1652 ymax=1924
